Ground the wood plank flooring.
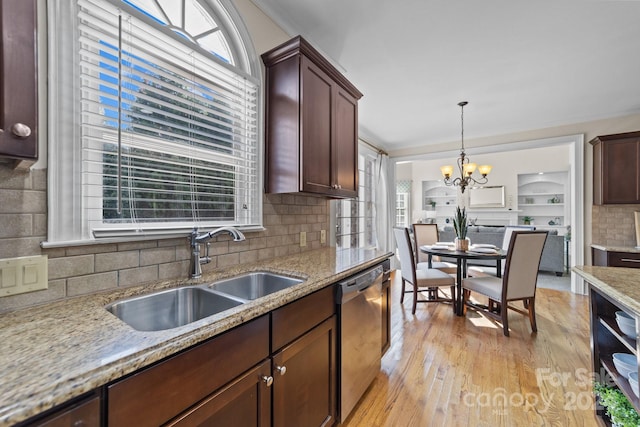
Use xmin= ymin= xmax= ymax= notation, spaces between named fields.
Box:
xmin=342 ymin=272 xmax=603 ymax=427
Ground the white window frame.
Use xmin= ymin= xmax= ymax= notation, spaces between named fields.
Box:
xmin=45 ymin=0 xmax=263 ymax=246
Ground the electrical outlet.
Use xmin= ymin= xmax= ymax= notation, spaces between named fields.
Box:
xmin=300 ymin=231 xmax=307 ymax=247
xmin=320 ymin=229 xmax=326 ymax=244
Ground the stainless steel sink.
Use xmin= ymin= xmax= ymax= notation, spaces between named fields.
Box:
xmin=106 ymin=287 xmax=244 ymax=331
xmin=208 ymin=272 xmax=303 ymax=300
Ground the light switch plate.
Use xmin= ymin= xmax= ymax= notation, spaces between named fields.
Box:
xmin=0 ymin=255 xmax=48 ymax=296
xmin=300 ymin=231 xmax=307 ymax=247
xmin=320 ymin=230 xmax=326 ymax=244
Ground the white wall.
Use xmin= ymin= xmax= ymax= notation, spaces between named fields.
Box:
xmin=402 ymin=145 xmax=571 ymax=217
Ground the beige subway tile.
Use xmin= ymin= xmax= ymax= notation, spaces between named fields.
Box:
xmin=118 ymin=265 xmax=158 ymax=287
xmin=200 ymin=258 xmax=219 ymax=275
xmin=257 ymin=247 xmax=276 ymax=261
xmin=42 ymin=247 xmax=66 ymax=259
xmin=176 ymin=245 xmax=191 ymax=261
xmin=264 ymin=214 xmax=282 ymax=226
xmin=294 ymin=195 xmax=309 ymax=205
xmin=31 ymin=169 xmax=47 ymax=191
xmin=67 ymin=272 xmax=118 ymax=296
xmin=249 ymin=237 xmax=267 ymax=250
xmin=158 ymin=237 xmax=189 ymax=247
xmin=0 ymin=279 xmax=66 ymax=314
xmin=0 ymin=166 xmax=32 ymax=190
xmin=117 ymin=240 xmax=157 ymax=251
xmin=140 ymin=247 xmax=176 ymax=266
xmin=0 ymin=214 xmax=32 ymax=238
xmin=95 ymin=251 xmax=139 ymax=272
xmin=266 ymin=235 xmax=286 ymax=247
xmin=0 ymin=189 xmax=46 ymax=214
xmin=66 ymin=243 xmax=119 ymax=256
xmin=238 ymin=249 xmax=259 ymax=264
xmin=217 ymin=252 xmax=240 ymax=268
xmin=49 ymin=255 xmax=94 ymax=280
xmin=159 ymin=260 xmax=190 ymax=280
xmin=282 ymin=194 xmax=296 ymax=205
xmin=288 ymin=224 xmax=302 ymax=234
xmin=33 ymin=214 xmax=47 ymax=236
xmin=274 ymin=245 xmax=290 ymax=257
xmin=264 ymin=193 xmax=282 ymax=205
xmin=281 ymin=215 xmax=296 ymax=225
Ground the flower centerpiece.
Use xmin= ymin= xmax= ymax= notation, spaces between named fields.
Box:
xmin=453 ymin=206 xmax=470 ymax=251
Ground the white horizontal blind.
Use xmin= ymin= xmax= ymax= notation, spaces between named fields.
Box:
xmin=77 ymin=0 xmax=259 ymax=237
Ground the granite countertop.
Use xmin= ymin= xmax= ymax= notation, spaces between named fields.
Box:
xmin=573 ymin=265 xmax=640 ymax=314
xmin=591 ymin=243 xmax=640 ymax=253
xmin=0 ymin=247 xmax=392 ymax=426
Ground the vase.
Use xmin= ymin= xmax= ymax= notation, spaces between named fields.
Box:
xmin=455 ymin=237 xmax=470 ymax=252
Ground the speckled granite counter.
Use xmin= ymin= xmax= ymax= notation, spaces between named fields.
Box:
xmin=573 ymin=265 xmax=640 ymax=314
xmin=591 ymin=244 xmax=640 ymax=253
xmin=0 ymin=247 xmax=392 ymax=426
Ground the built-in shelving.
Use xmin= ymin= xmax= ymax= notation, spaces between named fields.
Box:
xmin=517 ymin=171 xmax=570 ymax=232
xmin=421 ymin=180 xmax=458 ymax=227
xmin=590 ymin=285 xmax=640 ymax=425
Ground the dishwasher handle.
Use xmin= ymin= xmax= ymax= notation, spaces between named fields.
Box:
xmin=337 ymin=264 xmax=383 ymax=304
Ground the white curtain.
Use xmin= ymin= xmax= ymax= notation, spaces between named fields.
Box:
xmin=374 ymin=151 xmax=393 ymax=253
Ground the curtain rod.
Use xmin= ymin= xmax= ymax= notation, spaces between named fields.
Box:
xmin=359 ymin=138 xmax=388 ymax=156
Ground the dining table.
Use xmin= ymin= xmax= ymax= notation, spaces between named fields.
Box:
xmin=419 ymin=244 xmax=507 ymax=316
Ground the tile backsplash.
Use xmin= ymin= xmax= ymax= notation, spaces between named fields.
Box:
xmin=592 ymin=204 xmax=640 ymax=247
xmin=0 ymin=165 xmax=329 ymax=313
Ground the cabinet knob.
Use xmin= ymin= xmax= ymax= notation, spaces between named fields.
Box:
xmin=275 ymin=365 xmax=287 ymax=376
xmin=11 ymin=123 xmax=31 ymax=138
xmin=262 ymin=375 xmax=273 ymax=387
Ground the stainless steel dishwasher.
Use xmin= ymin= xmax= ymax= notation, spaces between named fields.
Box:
xmin=337 ymin=263 xmax=384 ymax=422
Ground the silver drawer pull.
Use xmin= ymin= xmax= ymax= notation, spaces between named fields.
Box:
xmin=621 ymin=258 xmax=640 ymax=263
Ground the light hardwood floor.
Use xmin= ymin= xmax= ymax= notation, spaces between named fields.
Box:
xmin=343 ymin=271 xmax=603 ymax=427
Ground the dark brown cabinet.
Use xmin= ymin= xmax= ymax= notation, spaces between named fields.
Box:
xmin=591 ymin=132 xmax=640 ymax=205
xmin=592 ymin=247 xmax=640 ymax=268
xmin=106 ymin=285 xmax=338 ymax=427
xmin=272 ymin=316 xmax=337 ymax=427
xmin=589 ymin=283 xmax=640 ymax=424
xmin=20 ymin=394 xmax=101 ymax=427
xmin=262 ymin=36 xmax=362 ymax=198
xmin=0 ymin=0 xmax=38 ymax=167
xmin=108 ymin=316 xmax=270 ymax=427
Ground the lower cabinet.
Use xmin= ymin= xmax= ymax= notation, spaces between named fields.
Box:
xmin=593 ymin=247 xmax=640 ymax=268
xmin=589 ymin=283 xmax=640 ymax=424
xmin=272 ymin=316 xmax=336 ymax=427
xmin=20 ymin=284 xmax=342 ymax=427
xmin=20 ymin=393 xmax=101 ymax=427
xmin=108 ymin=285 xmax=337 ymax=427
xmin=166 ymin=359 xmax=272 ymax=427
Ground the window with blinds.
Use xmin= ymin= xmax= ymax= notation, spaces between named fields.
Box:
xmin=47 ymin=0 xmax=261 ymax=243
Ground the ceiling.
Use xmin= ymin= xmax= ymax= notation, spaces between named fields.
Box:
xmin=251 ymin=0 xmax=640 ymax=153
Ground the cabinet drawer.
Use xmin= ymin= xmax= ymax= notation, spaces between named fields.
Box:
xmin=108 ymin=315 xmax=269 ymax=427
xmin=608 ymin=252 xmax=640 ymax=268
xmin=272 ymin=285 xmax=335 ymax=351
xmin=26 ymin=395 xmax=100 ymax=427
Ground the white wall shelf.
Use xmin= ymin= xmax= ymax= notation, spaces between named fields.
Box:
xmin=517 ymin=171 xmax=570 ymax=232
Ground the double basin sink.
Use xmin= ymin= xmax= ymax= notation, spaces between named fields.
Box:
xmin=106 ymin=272 xmax=304 ymax=331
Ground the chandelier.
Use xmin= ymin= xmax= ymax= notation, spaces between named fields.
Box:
xmin=440 ymin=101 xmax=492 ymax=193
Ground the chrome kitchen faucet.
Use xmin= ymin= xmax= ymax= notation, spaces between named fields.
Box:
xmin=189 ymin=227 xmax=246 ymax=279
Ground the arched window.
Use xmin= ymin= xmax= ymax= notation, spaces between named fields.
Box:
xmin=47 ymin=0 xmax=261 ymax=244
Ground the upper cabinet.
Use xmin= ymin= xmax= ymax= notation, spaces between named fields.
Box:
xmin=262 ymin=36 xmax=363 ymax=198
xmin=0 ymin=0 xmax=38 ymax=168
xmin=591 ymin=131 xmax=640 ymax=205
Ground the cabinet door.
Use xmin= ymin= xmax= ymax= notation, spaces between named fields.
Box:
xmin=272 ymin=316 xmax=337 ymax=427
xmin=301 ymin=57 xmax=333 ymax=195
xmin=333 ymin=88 xmax=358 ymax=198
xmin=602 ymin=138 xmax=640 ymax=204
xmin=0 ymin=0 xmax=38 ymax=164
xmin=108 ymin=316 xmax=269 ymax=427
xmin=166 ymin=360 xmax=271 ymax=427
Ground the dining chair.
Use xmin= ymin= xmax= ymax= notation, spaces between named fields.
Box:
xmin=461 ymin=230 xmax=548 ymax=336
xmin=412 ymin=223 xmax=457 ymax=274
xmin=394 ymin=227 xmax=456 ymax=314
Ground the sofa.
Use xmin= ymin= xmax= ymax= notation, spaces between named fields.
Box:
xmin=438 ymin=226 xmax=565 ymax=276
